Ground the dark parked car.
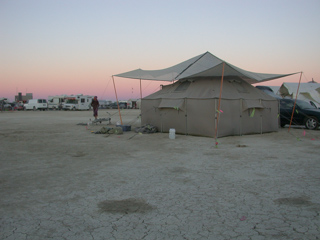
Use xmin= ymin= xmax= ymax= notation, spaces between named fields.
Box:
xmin=256 ymin=86 xmax=282 ymax=99
xmin=107 ymin=102 xmax=126 ymax=109
xmin=280 ymin=99 xmax=320 ymax=130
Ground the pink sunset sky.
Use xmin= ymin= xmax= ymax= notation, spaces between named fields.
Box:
xmin=1 ymin=0 xmax=319 ymax=102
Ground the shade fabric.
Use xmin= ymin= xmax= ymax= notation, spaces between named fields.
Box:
xmin=114 ymin=52 xmax=298 ymax=84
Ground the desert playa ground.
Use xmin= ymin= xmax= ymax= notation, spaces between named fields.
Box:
xmin=0 ymin=109 xmax=319 ymax=240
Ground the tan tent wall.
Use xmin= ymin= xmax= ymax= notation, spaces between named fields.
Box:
xmin=159 ymin=108 xmax=186 ymax=133
xmin=218 ymin=99 xmax=242 ymax=137
xmin=260 ymin=100 xmax=279 ymax=132
xmin=241 ymin=107 xmax=264 ymax=134
xmin=141 ymin=99 xmax=278 ymax=138
xmin=140 ymin=78 xmax=279 ymax=138
xmin=141 ymin=99 xmax=188 ymax=134
xmin=186 ymin=99 xmax=215 ymax=137
xmin=141 ymin=99 xmax=162 ymax=129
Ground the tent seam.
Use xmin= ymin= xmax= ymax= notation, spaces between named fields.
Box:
xmin=174 ymin=52 xmax=209 ymax=80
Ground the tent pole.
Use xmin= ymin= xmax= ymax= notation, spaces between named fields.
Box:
xmin=185 ymin=98 xmax=188 ymax=135
xmin=239 ymin=99 xmax=242 ymax=136
xmin=214 ymin=62 xmax=225 ymax=143
xmin=288 ymin=71 xmax=303 ymax=132
xmin=260 ymin=99 xmax=262 ymax=134
xmin=140 ymin=79 xmax=142 ymax=100
xmin=112 ymin=75 xmax=123 ymax=125
xmin=140 ymin=79 xmax=142 ymax=126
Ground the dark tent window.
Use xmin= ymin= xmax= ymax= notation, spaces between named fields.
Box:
xmin=174 ymin=81 xmax=190 ymax=92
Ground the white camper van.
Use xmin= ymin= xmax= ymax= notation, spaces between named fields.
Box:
xmin=24 ymin=99 xmax=48 ymax=110
xmin=61 ymin=95 xmax=93 ymax=110
xmin=47 ymin=95 xmax=66 ymax=110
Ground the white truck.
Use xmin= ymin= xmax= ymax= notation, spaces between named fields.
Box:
xmin=61 ymin=95 xmax=94 ymax=110
xmin=24 ymin=99 xmax=48 ymax=110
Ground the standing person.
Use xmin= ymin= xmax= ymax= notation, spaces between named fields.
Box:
xmin=91 ymin=96 xmax=99 ymax=120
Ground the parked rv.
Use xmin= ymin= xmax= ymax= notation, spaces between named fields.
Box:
xmin=24 ymin=99 xmax=48 ymax=111
xmin=61 ymin=95 xmax=93 ymax=110
xmin=48 ymin=96 xmax=66 ymax=110
xmin=98 ymin=100 xmax=112 ymax=109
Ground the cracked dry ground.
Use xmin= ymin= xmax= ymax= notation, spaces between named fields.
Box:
xmin=0 ymin=110 xmax=320 ymax=240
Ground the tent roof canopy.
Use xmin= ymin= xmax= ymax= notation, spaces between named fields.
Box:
xmin=114 ymin=51 xmax=299 ymax=84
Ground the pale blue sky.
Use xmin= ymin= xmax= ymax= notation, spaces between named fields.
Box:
xmin=1 ymin=0 xmax=319 ymax=101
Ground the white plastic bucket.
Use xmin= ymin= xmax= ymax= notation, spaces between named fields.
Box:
xmin=169 ymin=128 xmax=176 ymax=139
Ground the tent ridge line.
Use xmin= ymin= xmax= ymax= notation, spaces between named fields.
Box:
xmin=174 ymin=52 xmax=209 ymax=81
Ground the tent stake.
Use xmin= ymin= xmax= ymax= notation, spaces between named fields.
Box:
xmin=288 ymin=71 xmax=303 ymax=132
xmin=112 ymin=75 xmax=123 ymax=125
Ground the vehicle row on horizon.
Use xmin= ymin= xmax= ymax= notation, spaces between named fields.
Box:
xmin=0 ymin=95 xmax=140 ymax=111
xmin=47 ymin=95 xmax=139 ymax=110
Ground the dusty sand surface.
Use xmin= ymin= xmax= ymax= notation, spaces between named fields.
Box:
xmin=0 ymin=109 xmax=320 ymax=240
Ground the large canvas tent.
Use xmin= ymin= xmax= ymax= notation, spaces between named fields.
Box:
xmin=141 ymin=78 xmax=280 ymax=137
xmin=114 ymin=52 xmax=298 ymax=138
